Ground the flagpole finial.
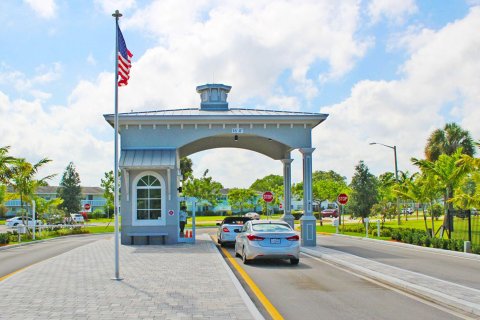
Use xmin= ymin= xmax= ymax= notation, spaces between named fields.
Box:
xmin=112 ymin=10 xmax=122 ymax=19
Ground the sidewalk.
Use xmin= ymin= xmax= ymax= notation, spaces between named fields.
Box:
xmin=301 ymin=240 xmax=480 ymax=317
xmin=0 ymin=234 xmax=263 ymax=320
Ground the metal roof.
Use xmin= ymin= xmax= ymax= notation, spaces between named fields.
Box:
xmin=119 ymin=149 xmax=176 ymax=169
xmin=114 ymin=107 xmax=324 ymax=117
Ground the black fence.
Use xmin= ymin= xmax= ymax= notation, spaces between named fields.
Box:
xmin=445 ymin=209 xmax=480 ymax=246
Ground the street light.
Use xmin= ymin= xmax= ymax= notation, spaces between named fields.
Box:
xmin=370 ymin=142 xmax=400 ymax=224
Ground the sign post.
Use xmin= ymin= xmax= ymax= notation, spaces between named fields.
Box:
xmin=337 ymin=193 xmax=349 ymax=227
xmin=263 ymin=191 xmax=274 ymax=218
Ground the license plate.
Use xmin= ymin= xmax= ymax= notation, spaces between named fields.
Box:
xmin=270 ymin=238 xmax=281 ymax=244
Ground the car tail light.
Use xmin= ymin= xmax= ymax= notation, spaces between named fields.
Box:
xmin=247 ymin=234 xmax=265 ymax=241
xmin=286 ymin=235 xmax=299 ymax=241
xmin=222 ymin=227 xmax=230 ymax=232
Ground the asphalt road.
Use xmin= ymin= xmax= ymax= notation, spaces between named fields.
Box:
xmin=216 ymin=239 xmax=467 ymax=319
xmin=316 ymin=234 xmax=480 ymax=290
xmin=0 ymin=233 xmax=111 ymax=279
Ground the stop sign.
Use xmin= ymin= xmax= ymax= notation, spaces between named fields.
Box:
xmin=337 ymin=193 xmax=348 ymax=205
xmin=263 ymin=191 xmax=274 ymax=203
xmin=84 ymin=203 xmax=91 ymax=211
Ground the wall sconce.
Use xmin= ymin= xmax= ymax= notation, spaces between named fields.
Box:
xmin=234 ymin=135 xmax=238 ymax=141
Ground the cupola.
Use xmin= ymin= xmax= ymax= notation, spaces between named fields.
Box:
xmin=196 ymin=83 xmax=232 ymax=111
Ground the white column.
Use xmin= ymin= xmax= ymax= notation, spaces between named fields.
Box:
xmin=299 ymin=148 xmax=316 ymax=246
xmin=280 ymin=158 xmax=294 ymax=228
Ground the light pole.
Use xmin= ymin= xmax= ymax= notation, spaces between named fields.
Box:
xmin=370 ymin=142 xmax=400 ymax=225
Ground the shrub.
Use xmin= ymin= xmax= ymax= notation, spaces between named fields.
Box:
xmin=0 ymin=232 xmax=9 ymax=244
xmin=293 ymin=213 xmax=303 ymax=220
xmin=431 ymin=237 xmax=442 ymax=248
xmin=90 ymin=209 xmax=106 ymax=219
xmin=424 ymin=236 xmax=431 ymax=248
xmin=441 ymin=239 xmax=449 ymax=250
xmin=472 ymin=245 xmax=480 ymax=255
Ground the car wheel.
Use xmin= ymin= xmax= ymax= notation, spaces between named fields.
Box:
xmin=13 ymin=223 xmax=18 ymax=226
xmin=290 ymin=258 xmax=300 ymax=265
xmin=242 ymin=247 xmax=251 ymax=265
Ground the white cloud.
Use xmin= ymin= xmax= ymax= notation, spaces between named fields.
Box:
xmin=87 ymin=53 xmax=97 ymax=66
xmin=0 ymin=70 xmax=115 ymax=186
xmin=313 ymin=6 xmax=480 ymax=180
xmin=367 ymin=0 xmax=417 ymax=24
xmin=0 ymin=63 xmax=61 ymax=100
xmin=24 ymin=0 xmax=57 ymax=19
xmin=123 ymin=0 xmax=370 ymax=108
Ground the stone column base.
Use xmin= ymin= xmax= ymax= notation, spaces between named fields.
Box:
xmin=300 ymin=215 xmax=317 ymax=246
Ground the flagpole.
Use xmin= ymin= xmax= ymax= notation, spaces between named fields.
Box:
xmin=112 ymin=9 xmax=122 ymax=281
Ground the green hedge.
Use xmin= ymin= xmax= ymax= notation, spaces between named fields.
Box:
xmin=0 ymin=233 xmax=9 ymax=244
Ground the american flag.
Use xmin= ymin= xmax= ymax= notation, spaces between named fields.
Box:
xmin=117 ymin=25 xmax=133 ymax=86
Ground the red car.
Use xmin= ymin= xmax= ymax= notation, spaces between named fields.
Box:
xmin=321 ymin=209 xmax=338 ymax=218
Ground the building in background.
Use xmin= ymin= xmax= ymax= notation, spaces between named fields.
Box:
xmin=4 ymin=186 xmax=106 ymax=217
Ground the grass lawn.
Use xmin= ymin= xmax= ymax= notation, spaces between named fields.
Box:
xmin=0 ymin=220 xmax=4 ymax=225
xmin=86 ymin=225 xmax=115 ymax=233
xmin=87 ymin=218 xmax=118 ymax=224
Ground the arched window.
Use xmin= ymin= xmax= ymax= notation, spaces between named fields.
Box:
xmin=135 ymin=175 xmax=162 ymax=220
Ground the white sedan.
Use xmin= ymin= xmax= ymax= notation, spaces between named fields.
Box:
xmin=6 ymin=216 xmax=42 ymax=227
xmin=235 ymin=220 xmax=300 ymax=265
xmin=217 ymin=216 xmax=252 ymax=246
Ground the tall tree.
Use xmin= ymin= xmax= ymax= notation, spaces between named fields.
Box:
xmin=0 ymin=146 xmax=15 ymax=183
xmin=451 ymin=153 xmax=480 ymax=210
xmin=180 ymin=157 xmax=193 ymax=182
xmin=100 ymin=170 xmax=114 ymax=219
xmin=292 ymin=170 xmax=349 ymax=208
xmin=183 ymin=169 xmax=223 ymax=211
xmin=250 ymin=174 xmax=283 ymax=192
xmin=412 ymin=149 xmax=467 ymax=238
xmin=424 ymin=122 xmax=475 ymax=161
xmin=349 ymin=161 xmax=378 ymax=222
xmin=227 ymin=188 xmax=257 ymax=213
xmin=57 ymin=162 xmax=82 ymax=214
xmin=9 ymin=158 xmax=54 ymax=233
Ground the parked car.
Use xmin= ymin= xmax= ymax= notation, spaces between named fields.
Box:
xmin=216 ymin=216 xmax=252 ymax=246
xmin=6 ymin=216 xmax=42 ymax=227
xmin=401 ymin=208 xmax=414 ymax=214
xmin=234 ymin=220 xmax=300 ymax=265
xmin=321 ymin=209 xmax=338 ymax=218
xmin=244 ymin=212 xmax=260 ymax=220
xmin=70 ymin=213 xmax=85 ymax=223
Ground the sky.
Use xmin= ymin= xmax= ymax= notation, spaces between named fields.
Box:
xmin=1 ymin=0 xmax=479 ymax=189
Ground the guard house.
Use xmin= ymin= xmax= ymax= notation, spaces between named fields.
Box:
xmin=104 ymin=84 xmax=328 ymax=246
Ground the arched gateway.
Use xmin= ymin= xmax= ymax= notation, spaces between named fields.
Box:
xmin=104 ymin=84 xmax=328 ymax=246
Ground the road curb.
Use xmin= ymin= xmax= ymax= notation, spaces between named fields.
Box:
xmin=301 ymin=246 xmax=480 ymax=317
xmin=0 ymin=233 xmax=113 ymax=251
xmin=201 ymin=234 xmax=265 ymax=320
xmin=324 ymin=232 xmax=480 ymax=261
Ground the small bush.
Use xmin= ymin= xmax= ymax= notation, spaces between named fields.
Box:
xmin=432 ymin=237 xmax=442 ymax=248
xmin=424 ymin=236 xmax=431 ymax=247
xmin=0 ymin=233 xmax=9 ymax=244
xmin=441 ymin=239 xmax=449 ymax=250
xmin=472 ymin=245 xmax=480 ymax=254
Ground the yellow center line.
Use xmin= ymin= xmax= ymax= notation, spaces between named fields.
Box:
xmin=0 ymin=266 xmax=29 ymax=282
xmin=217 ymin=241 xmax=284 ymax=320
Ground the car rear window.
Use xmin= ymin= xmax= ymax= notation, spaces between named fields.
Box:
xmin=223 ymin=217 xmax=251 ymax=225
xmin=252 ymin=223 xmax=292 ymax=232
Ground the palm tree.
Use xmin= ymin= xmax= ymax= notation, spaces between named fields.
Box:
xmin=0 ymin=146 xmax=15 ymax=183
xmin=424 ymin=123 xmax=475 ymax=161
xmin=412 ymin=149 xmax=467 ymax=238
xmin=451 ymin=153 xmax=480 ymax=210
xmin=9 ymin=158 xmax=55 ymax=234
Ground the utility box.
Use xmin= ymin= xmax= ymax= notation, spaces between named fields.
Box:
xmin=17 ymin=224 xmax=26 ymax=234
